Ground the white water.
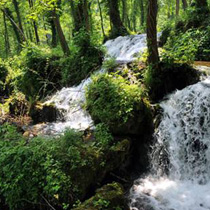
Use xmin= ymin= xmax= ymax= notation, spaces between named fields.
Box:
xmin=36 ymin=34 xmax=151 ymax=135
xmin=130 ymin=77 xmax=210 ymax=210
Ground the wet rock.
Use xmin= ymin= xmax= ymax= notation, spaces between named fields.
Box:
xmin=147 ymin=62 xmax=200 ymax=102
xmin=29 ymin=102 xmax=63 ymax=123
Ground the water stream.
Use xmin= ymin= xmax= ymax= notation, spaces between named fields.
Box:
xmin=35 ymin=34 xmax=153 ymax=135
xmin=130 ymin=77 xmax=210 ymax=210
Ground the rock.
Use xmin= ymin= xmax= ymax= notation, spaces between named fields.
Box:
xmin=73 ymin=182 xmax=129 ymax=210
xmin=29 ymin=102 xmax=63 ymax=123
xmin=147 ymin=62 xmax=200 ymax=102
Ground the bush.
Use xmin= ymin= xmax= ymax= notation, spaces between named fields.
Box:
xmin=85 ymin=73 xmax=151 ymax=135
xmin=0 ymin=124 xmax=129 ymax=210
xmin=73 ymin=182 xmax=128 ymax=210
xmin=16 ymin=44 xmax=62 ymax=100
xmin=86 ymin=73 xmax=142 ymax=124
xmin=61 ymin=30 xmax=104 ymax=86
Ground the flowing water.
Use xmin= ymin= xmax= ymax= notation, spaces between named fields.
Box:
xmin=36 ymin=34 xmax=156 ymax=135
xmin=129 ymin=77 xmax=210 ymax=210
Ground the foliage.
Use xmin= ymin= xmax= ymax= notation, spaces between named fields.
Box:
xmin=73 ymin=182 xmax=128 ymax=210
xmin=15 ymin=44 xmax=62 ymax=100
xmin=0 ymin=124 xmax=129 ymax=210
xmin=162 ymin=27 xmax=210 ymax=63
xmin=60 ymin=29 xmax=104 ymax=86
xmin=94 ymin=123 xmax=113 ymax=149
xmin=85 ymin=73 xmax=143 ymax=127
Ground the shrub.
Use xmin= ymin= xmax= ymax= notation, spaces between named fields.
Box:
xmin=86 ymin=73 xmax=143 ymax=125
xmin=85 ymin=73 xmax=151 ymax=135
xmin=0 ymin=124 xmax=129 ymax=210
xmin=61 ymin=29 xmax=104 ymax=86
xmin=16 ymin=44 xmax=62 ymax=100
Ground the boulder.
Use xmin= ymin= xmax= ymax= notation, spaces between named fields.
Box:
xmin=29 ymin=102 xmax=63 ymax=123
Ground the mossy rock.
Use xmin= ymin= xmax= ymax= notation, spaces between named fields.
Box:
xmin=86 ymin=73 xmax=153 ymax=136
xmin=73 ymin=182 xmax=129 ymax=210
xmin=29 ymin=101 xmax=61 ymax=123
xmin=145 ymin=62 xmax=200 ymax=102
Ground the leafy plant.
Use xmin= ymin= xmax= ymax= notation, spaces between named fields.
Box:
xmin=85 ymin=73 xmax=143 ymax=127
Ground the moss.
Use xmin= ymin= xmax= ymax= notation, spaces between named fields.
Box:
xmin=86 ymin=73 xmax=151 ymax=135
xmin=73 ymin=182 xmax=129 ymax=210
xmin=144 ymin=62 xmax=200 ymax=102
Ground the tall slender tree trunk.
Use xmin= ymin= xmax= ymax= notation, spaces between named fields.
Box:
xmin=176 ymin=0 xmax=180 ymax=16
xmin=70 ymin=0 xmax=90 ymax=33
xmin=50 ymin=19 xmax=57 ymax=47
xmin=2 ymin=8 xmax=26 ymax=50
xmin=97 ymin=0 xmax=106 ymax=38
xmin=52 ymin=10 xmax=70 ymax=55
xmin=28 ymin=0 xmax=40 ymax=44
xmin=140 ymin=0 xmax=145 ymax=26
xmin=107 ymin=0 xmax=128 ymax=38
xmin=12 ymin=0 xmax=25 ymax=41
xmin=3 ymin=11 xmax=10 ymax=56
xmin=147 ymin=0 xmax=159 ymax=67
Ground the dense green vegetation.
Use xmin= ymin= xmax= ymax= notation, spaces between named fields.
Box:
xmin=0 ymin=0 xmax=209 ymax=209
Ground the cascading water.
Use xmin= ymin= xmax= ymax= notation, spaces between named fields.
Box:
xmin=37 ymin=34 xmax=156 ymax=135
xmin=129 ymin=77 xmax=210 ymax=210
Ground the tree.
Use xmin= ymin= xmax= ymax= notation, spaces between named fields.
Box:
xmin=52 ymin=8 xmax=70 ymax=55
xmin=176 ymin=0 xmax=180 ymax=16
xmin=28 ymin=0 xmax=40 ymax=44
xmin=146 ymin=0 xmax=159 ymax=67
xmin=139 ymin=0 xmax=145 ymax=26
xmin=70 ymin=0 xmax=90 ymax=34
xmin=107 ymin=0 xmax=128 ymax=38
xmin=12 ymin=0 xmax=25 ymax=41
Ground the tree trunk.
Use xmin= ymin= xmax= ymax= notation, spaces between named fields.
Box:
xmin=176 ymin=0 xmax=180 ymax=16
xmin=147 ymin=0 xmax=159 ymax=67
xmin=28 ymin=0 xmax=40 ymax=44
xmin=2 ymin=8 xmax=26 ymax=50
xmin=140 ymin=0 xmax=145 ymax=26
xmin=12 ymin=0 xmax=25 ymax=41
xmin=3 ymin=11 xmax=10 ymax=56
xmin=97 ymin=0 xmax=106 ymax=38
xmin=70 ymin=0 xmax=90 ymax=33
xmin=107 ymin=0 xmax=128 ymax=38
xmin=50 ymin=19 xmax=57 ymax=47
xmin=52 ymin=10 xmax=70 ymax=55
xmin=182 ymin=0 xmax=188 ymax=10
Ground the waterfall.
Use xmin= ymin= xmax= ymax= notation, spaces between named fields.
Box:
xmin=36 ymin=34 xmax=155 ymax=135
xmin=129 ymin=77 xmax=210 ymax=210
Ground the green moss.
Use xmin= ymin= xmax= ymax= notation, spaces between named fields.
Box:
xmin=144 ymin=62 xmax=200 ymax=102
xmin=86 ymin=73 xmax=150 ymax=135
xmin=73 ymin=182 xmax=128 ymax=210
